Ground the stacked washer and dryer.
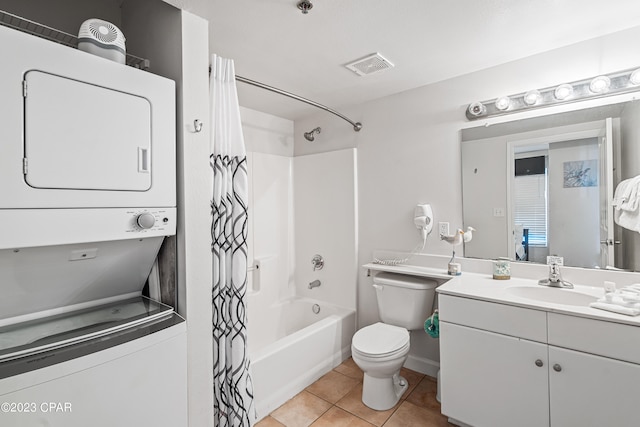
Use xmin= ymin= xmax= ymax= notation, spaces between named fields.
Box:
xmin=0 ymin=21 xmax=186 ymax=427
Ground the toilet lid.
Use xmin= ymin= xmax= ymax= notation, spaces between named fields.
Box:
xmin=352 ymin=322 xmax=409 ymax=356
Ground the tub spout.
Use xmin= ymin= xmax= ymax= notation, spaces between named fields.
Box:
xmin=308 ymin=279 xmax=321 ymax=289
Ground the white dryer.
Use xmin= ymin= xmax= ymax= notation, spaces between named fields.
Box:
xmin=0 ymin=24 xmax=177 ymax=249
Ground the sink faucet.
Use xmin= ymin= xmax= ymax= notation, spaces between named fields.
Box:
xmin=308 ymin=279 xmax=321 ymax=289
xmin=538 ymin=262 xmax=573 ymax=289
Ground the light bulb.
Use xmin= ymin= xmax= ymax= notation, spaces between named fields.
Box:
xmin=523 ymin=89 xmax=542 ymax=106
xmin=495 ymin=96 xmax=511 ymax=111
xmin=467 ymin=102 xmax=487 ymax=117
xmin=589 ymin=75 xmax=611 ymax=93
xmin=554 ymin=84 xmax=573 ymax=100
xmin=630 ymin=69 xmax=640 ymax=85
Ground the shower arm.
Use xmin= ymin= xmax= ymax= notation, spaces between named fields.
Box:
xmin=235 ymin=75 xmax=363 ymax=132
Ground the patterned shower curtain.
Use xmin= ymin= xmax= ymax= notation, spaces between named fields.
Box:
xmin=210 ymin=54 xmax=255 ymax=427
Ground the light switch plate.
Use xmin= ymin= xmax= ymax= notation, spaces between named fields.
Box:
xmin=439 ymin=222 xmax=450 ymax=236
xmin=546 ymin=256 xmax=564 ymax=266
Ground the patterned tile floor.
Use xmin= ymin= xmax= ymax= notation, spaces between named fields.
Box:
xmin=255 ymin=358 xmax=454 ymax=427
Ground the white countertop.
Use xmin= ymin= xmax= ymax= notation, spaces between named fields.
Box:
xmin=437 ymin=272 xmax=640 ymax=327
xmin=363 ymin=262 xmax=640 ymax=327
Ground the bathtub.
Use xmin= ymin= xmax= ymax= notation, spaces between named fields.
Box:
xmin=249 ymin=297 xmax=356 ymax=420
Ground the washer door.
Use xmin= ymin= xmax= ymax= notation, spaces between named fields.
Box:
xmin=24 ymin=70 xmax=152 ymax=191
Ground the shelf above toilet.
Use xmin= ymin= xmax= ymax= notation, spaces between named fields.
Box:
xmin=363 ymin=263 xmax=453 ymax=281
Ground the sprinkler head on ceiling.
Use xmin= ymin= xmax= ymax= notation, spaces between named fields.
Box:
xmin=297 ymin=0 xmax=313 ymax=14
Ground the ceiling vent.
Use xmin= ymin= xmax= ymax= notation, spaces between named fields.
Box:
xmin=345 ymin=53 xmax=394 ymax=77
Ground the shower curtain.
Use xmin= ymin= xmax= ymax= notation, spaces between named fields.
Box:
xmin=210 ymin=54 xmax=255 ymax=427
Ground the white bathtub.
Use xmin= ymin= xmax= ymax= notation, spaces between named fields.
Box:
xmin=249 ymin=297 xmax=356 ymax=420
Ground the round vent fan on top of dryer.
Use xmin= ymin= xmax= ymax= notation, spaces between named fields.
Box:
xmin=77 ymin=19 xmax=126 ymax=64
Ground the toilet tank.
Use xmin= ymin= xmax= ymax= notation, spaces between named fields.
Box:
xmin=373 ymin=272 xmax=438 ymax=330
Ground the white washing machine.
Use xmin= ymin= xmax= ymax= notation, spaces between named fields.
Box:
xmin=0 ymin=21 xmax=187 ymax=427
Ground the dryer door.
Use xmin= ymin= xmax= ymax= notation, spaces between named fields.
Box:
xmin=24 ymin=71 xmax=152 ymax=191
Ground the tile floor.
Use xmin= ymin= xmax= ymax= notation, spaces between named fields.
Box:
xmin=256 ymin=358 xmax=453 ymax=427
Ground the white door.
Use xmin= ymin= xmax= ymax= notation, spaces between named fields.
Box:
xmin=599 ymin=118 xmax=615 ymax=267
xmin=440 ymin=322 xmax=550 ymax=427
xmin=24 ymin=71 xmax=152 ymax=191
xmin=549 ymin=346 xmax=640 ymax=426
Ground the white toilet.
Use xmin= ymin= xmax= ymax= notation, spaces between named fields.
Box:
xmin=351 ymin=272 xmax=437 ymax=410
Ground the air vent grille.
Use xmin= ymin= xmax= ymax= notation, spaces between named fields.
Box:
xmin=345 ymin=53 xmax=394 ymax=77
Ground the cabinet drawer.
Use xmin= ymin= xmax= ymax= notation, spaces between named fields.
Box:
xmin=439 ymin=294 xmax=547 ymax=342
xmin=548 ymin=313 xmax=640 ymax=364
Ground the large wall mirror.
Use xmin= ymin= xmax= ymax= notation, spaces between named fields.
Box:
xmin=461 ymin=100 xmax=640 ymax=271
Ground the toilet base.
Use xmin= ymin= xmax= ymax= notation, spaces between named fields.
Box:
xmin=361 ymin=372 xmax=408 ymax=411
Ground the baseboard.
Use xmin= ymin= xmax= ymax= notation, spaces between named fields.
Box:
xmin=404 ymin=354 xmax=439 ymax=378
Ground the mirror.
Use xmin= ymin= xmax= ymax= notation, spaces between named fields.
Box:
xmin=461 ymin=100 xmax=640 ymax=271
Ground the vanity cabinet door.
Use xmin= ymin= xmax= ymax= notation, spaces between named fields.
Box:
xmin=440 ymin=322 xmax=549 ymax=427
xmin=549 ymin=346 xmax=640 ymax=426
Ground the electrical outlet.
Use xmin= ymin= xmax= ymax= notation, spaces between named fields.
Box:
xmin=439 ymin=222 xmax=450 ymax=236
xmin=604 ymin=281 xmax=616 ymax=293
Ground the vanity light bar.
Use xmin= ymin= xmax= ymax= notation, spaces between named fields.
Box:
xmin=466 ymin=66 xmax=640 ymax=120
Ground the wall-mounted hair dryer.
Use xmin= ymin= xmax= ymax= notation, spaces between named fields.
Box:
xmin=414 ymin=204 xmax=433 ymax=240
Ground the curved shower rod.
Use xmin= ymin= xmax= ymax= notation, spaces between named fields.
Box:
xmin=235 ymin=75 xmax=363 ymax=132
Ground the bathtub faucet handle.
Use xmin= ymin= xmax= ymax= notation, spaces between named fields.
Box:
xmin=308 ymin=279 xmax=321 ymax=289
xmin=311 ymin=254 xmax=324 ymax=271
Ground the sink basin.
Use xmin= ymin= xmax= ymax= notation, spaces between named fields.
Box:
xmin=507 ymin=286 xmax=598 ymax=306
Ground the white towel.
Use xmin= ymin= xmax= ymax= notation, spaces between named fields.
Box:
xmin=613 ymin=176 xmax=640 ymax=232
xmin=601 ymin=293 xmax=639 ymax=307
xmin=590 ymin=302 xmax=640 ymax=316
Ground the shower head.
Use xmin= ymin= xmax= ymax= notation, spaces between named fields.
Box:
xmin=297 ymin=0 xmax=313 ymax=14
xmin=304 ymin=127 xmax=321 ymax=142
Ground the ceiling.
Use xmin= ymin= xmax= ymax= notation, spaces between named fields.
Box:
xmin=164 ymin=0 xmax=640 ymax=121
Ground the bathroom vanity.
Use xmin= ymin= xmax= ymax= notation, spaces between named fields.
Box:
xmin=436 ymin=274 xmax=640 ymax=427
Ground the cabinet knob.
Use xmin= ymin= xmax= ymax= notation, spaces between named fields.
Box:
xmin=535 ymin=359 xmax=544 ymax=367
xmin=553 ymin=364 xmax=562 ymax=372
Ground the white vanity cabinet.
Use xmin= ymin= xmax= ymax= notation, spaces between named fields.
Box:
xmin=547 ymin=313 xmax=640 ymax=426
xmin=440 ymin=322 xmax=549 ymax=427
xmin=439 ymin=294 xmax=640 ymax=427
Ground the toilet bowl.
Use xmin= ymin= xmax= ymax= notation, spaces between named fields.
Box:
xmin=352 ymin=322 xmax=410 ymax=410
xmin=351 ymin=272 xmax=437 ymax=411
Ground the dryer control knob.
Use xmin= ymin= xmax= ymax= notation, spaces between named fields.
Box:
xmin=136 ymin=213 xmax=156 ymax=229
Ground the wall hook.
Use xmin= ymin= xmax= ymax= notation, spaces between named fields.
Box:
xmin=194 ymin=119 xmax=203 ymax=133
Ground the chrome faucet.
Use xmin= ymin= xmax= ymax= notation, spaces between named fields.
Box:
xmin=308 ymin=279 xmax=321 ymax=289
xmin=311 ymin=254 xmax=324 ymax=271
xmin=538 ymin=262 xmax=573 ymax=289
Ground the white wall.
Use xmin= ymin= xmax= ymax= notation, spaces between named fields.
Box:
xmin=294 ymin=149 xmax=358 ymax=311
xmin=294 ymin=25 xmax=640 ymax=373
xmin=241 ymin=106 xmax=294 ymax=157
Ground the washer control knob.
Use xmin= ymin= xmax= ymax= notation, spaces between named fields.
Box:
xmin=136 ymin=213 xmax=156 ymax=229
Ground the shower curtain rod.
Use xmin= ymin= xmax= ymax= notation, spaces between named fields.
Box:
xmin=234 ymin=74 xmax=363 ymax=132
